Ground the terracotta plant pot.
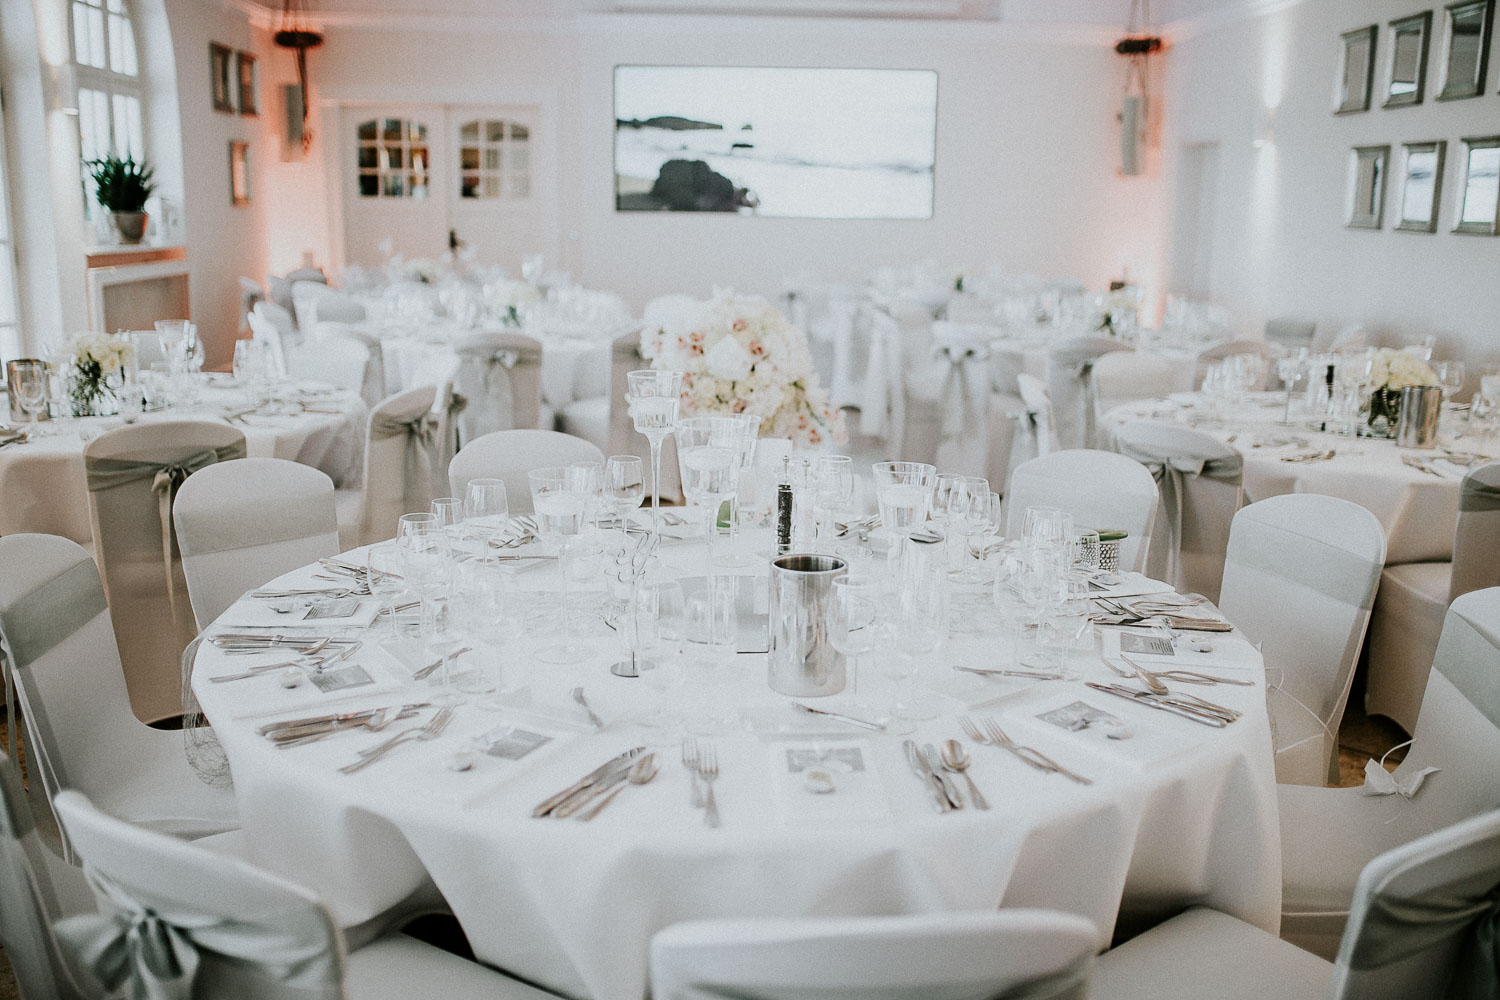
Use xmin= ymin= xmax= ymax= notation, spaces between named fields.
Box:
xmin=112 ymin=211 xmax=148 ymax=244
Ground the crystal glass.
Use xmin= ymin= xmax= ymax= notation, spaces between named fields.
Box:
xmin=1049 ymin=576 xmax=1093 ymax=675
xmin=943 ymin=475 xmax=989 ymax=583
xmin=716 ymin=414 xmax=762 ymax=567
xmin=1022 ymin=506 xmax=1074 ymax=553
xmin=637 ymin=581 xmax=687 ymax=736
xmin=463 ymin=478 xmax=509 ymax=560
xmin=814 ymin=455 xmax=855 ymax=552
xmin=155 ymin=320 xmax=190 ymax=371
xmin=930 ymin=472 xmax=962 ymax=536
xmin=872 ymin=461 xmax=937 ymax=584
xmin=675 ymin=416 xmax=742 ymax=580
xmin=830 ymin=574 xmax=878 ymax=709
xmin=12 ymin=362 xmax=47 ymax=437
xmin=603 ymin=455 xmax=645 ymax=532
xmin=528 ymin=466 xmax=591 ymax=664
xmin=430 ymin=497 xmax=464 ymax=550
xmin=366 ymin=541 xmax=408 ymax=631
xmin=1436 ymin=361 xmax=1466 ymax=399
xmin=625 ymin=369 xmax=683 ymax=537
xmin=568 ymin=460 xmax=604 ymax=525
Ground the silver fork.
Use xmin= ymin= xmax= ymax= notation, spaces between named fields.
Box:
xmin=960 ymin=715 xmax=1051 ymax=775
xmin=681 ymin=738 xmax=703 ymax=808
xmin=698 ymin=744 xmax=720 ymax=828
xmin=338 ymin=706 xmax=455 ymax=774
xmin=981 ymin=717 xmax=1092 ymax=785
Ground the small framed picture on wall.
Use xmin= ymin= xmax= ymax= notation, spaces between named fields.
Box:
xmin=210 ymin=43 xmax=234 ymax=113
xmin=230 ymin=141 xmax=251 ymax=206
xmin=237 ymin=52 xmax=258 ymax=116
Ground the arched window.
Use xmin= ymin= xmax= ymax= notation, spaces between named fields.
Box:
xmin=70 ymin=0 xmax=144 ymax=209
xmin=355 ymin=118 xmax=430 ymax=199
xmin=457 ymin=118 xmax=530 ymax=200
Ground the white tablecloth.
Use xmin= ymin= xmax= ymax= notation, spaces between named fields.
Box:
xmin=192 ymin=529 xmax=1281 ymax=1000
xmin=1102 ymin=393 xmax=1464 ymax=564
xmin=0 ymin=379 xmax=365 ymax=547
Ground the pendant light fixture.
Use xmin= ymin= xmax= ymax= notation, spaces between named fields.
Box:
xmin=273 ymin=0 xmax=324 ymax=153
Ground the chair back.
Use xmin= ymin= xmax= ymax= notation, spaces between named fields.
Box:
xmin=1092 ymin=351 xmax=1180 ymax=412
xmin=1004 ymin=449 xmax=1159 ymax=573
xmin=908 ymin=321 xmax=995 ymax=477
xmin=1003 ymin=374 xmax=1057 ymax=493
xmin=650 ymin=910 xmax=1097 ymax=1000
xmin=608 ymin=329 xmax=682 ymax=503
xmin=450 ymin=331 xmax=543 ymax=445
xmin=449 ymin=430 xmax=606 ymax=514
xmin=0 ymin=751 xmax=88 ymax=1000
xmin=1264 ymin=317 xmax=1316 ymax=352
xmin=1333 ymin=807 xmax=1500 ymax=1000
xmin=287 ymin=330 xmax=369 ymax=397
xmin=1449 ymin=462 xmax=1500 ymax=602
xmin=1218 ymin=494 xmax=1385 ymax=785
xmin=84 ymin=422 xmax=246 ymax=723
xmin=173 ymin=459 xmax=340 ymax=629
xmin=125 ymin=330 xmax=167 ymax=373
xmin=253 ymin=300 xmax=297 ymax=345
xmin=1114 ymin=421 xmax=1243 ymax=602
xmin=361 ymin=385 xmax=460 ymax=545
xmin=1046 ymin=337 xmax=1133 ymax=449
xmin=314 ymin=321 xmax=386 ymax=408
xmin=238 ymin=277 xmax=265 ymax=335
xmin=1195 ymin=339 xmax=1276 ymax=390
xmin=293 ymin=280 xmax=362 ymax=331
xmin=247 ymin=310 xmax=289 ymax=377
xmin=52 ymin=790 xmax=346 ymax=1000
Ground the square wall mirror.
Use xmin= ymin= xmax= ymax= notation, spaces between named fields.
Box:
xmin=1397 ymin=141 xmax=1447 ymax=231
xmin=1385 ymin=11 xmax=1433 ymax=107
xmin=1348 ymin=145 xmax=1391 ymax=229
xmin=1336 ymin=25 xmax=1379 ymax=112
xmin=1455 ymin=136 xmax=1500 ymax=234
xmin=1438 ymin=0 xmax=1493 ymax=99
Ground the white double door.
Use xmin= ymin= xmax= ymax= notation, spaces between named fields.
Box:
xmin=337 ymin=103 xmax=546 ymax=270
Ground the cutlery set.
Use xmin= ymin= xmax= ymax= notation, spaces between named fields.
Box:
xmin=681 ymin=738 xmax=722 ymax=827
xmin=532 ymin=747 xmax=652 ymax=819
xmin=959 ymin=716 xmax=1092 ymax=785
xmin=1084 ymin=682 xmax=1240 ymax=727
xmin=338 ymin=706 xmax=457 ymax=774
xmin=1279 ymin=449 xmax=1336 ymax=463
xmin=0 ymin=427 xmax=30 ymax=448
xmin=257 ymin=702 xmax=431 ymax=747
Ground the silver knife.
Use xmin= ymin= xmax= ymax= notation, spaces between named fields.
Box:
xmin=953 ymin=665 xmax=1066 ymax=681
xmin=902 ymin=739 xmax=951 ymax=812
xmin=1084 ymin=683 xmax=1228 ymax=727
xmin=792 ymin=702 xmax=887 ymax=732
xmin=550 ymin=765 xmax=633 ymax=819
xmin=532 ymin=747 xmax=647 ymax=818
xmin=922 ymin=743 xmax=964 ymax=809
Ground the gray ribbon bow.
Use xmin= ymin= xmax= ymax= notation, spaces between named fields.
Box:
xmin=371 ymin=409 xmax=445 ymax=514
xmin=674 ymin=961 xmax=1089 ymax=1000
xmin=1118 ymin=442 xmax=1243 ymax=588
xmin=1460 ymin=475 xmax=1500 ymax=513
xmin=55 ymin=867 xmax=342 ymax=1000
xmin=1348 ymin=878 xmax=1500 ymax=999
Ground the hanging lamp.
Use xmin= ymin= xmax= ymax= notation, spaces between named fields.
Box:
xmin=273 ymin=0 xmax=324 ymax=153
xmin=1115 ymin=0 xmax=1162 ymax=177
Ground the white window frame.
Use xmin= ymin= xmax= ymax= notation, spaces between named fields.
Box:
xmin=0 ymin=110 xmax=21 ymax=369
xmin=69 ymin=0 xmax=146 ymax=214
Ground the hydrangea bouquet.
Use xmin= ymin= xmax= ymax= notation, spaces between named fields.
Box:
xmin=640 ymin=288 xmax=845 ymax=448
xmin=1365 ymin=348 xmax=1439 ymax=434
xmin=66 ymin=332 xmax=134 ymax=416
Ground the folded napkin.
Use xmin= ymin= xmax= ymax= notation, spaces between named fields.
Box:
xmin=1088 ymin=573 xmax=1176 ymax=600
xmin=215 ymin=596 xmax=380 ymax=630
xmin=1099 ymin=627 xmax=1261 ymax=672
xmin=769 ymin=740 xmax=890 ymax=827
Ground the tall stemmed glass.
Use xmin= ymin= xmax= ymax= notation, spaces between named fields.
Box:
xmin=944 ymin=476 xmax=991 ymax=583
xmin=716 ymin=414 xmax=762 ymax=567
xmin=830 ymin=574 xmax=878 ymax=711
xmin=463 ymin=479 xmax=509 ymax=563
xmin=603 ymin=455 xmax=645 ymax=536
xmin=12 ymin=362 xmax=48 ymax=438
xmin=528 ymin=466 xmax=591 ymax=664
xmin=814 ymin=455 xmax=855 ymax=552
xmin=399 ymin=512 xmax=463 ymax=703
xmin=871 ymin=461 xmax=937 ymax=585
xmin=675 ymin=416 xmax=742 ymax=580
xmin=625 ymin=369 xmax=684 ymax=538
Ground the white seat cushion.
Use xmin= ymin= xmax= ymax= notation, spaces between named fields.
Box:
xmin=558 ymin=396 xmax=609 ymax=453
xmin=1091 ymin=907 xmax=1331 ymax=999
xmin=334 ymin=488 xmax=364 ymax=550
xmin=346 ymin=933 xmax=561 ymax=999
xmin=1364 ymin=561 xmax=1449 ymax=730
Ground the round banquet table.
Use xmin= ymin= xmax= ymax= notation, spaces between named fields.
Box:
xmin=191 ymin=528 xmax=1281 ymax=1000
xmin=0 ymin=377 xmax=365 ymax=547
xmin=1102 ymin=392 xmax=1467 ymax=565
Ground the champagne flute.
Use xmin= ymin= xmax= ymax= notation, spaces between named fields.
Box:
xmin=716 ymin=414 xmax=762 ymax=567
xmin=528 ymin=466 xmax=590 ymax=664
xmin=625 ymin=369 xmax=684 ymax=538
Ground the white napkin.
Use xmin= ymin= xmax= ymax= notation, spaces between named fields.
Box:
xmin=1089 ymin=573 xmax=1176 ymax=600
xmin=1100 ymin=627 xmax=1261 ymax=672
xmin=769 ymin=740 xmax=890 ymax=827
xmin=214 ymin=597 xmax=380 ymax=630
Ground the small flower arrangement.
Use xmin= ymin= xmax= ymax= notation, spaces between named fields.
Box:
xmin=641 ymin=288 xmax=846 ymax=448
xmin=66 ymin=332 xmax=133 ymax=416
xmin=484 ymin=279 xmax=541 ymax=327
xmin=1094 ymin=287 xmax=1141 ymax=337
xmin=1365 ymin=348 xmax=1440 ymax=432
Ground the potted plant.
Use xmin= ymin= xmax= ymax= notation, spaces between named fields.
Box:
xmin=85 ymin=153 xmax=157 ymax=244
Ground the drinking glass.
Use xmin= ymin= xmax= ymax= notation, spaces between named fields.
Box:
xmin=814 ymin=455 xmax=855 ymax=552
xmin=366 ymin=541 xmax=408 ymax=631
xmin=637 ymin=581 xmax=688 ymax=736
xmin=716 ymin=414 xmax=762 ymax=567
xmin=528 ymin=466 xmax=591 ymax=664
xmin=930 ymin=472 xmax=962 ymax=538
xmin=1049 ymin=577 xmax=1093 ymax=676
xmin=463 ymin=479 xmax=509 ymax=560
xmin=1022 ymin=506 xmax=1074 ymax=553
xmin=1436 ymin=361 xmax=1466 ymax=400
xmin=12 ymin=362 xmax=47 ymax=437
xmin=830 ymin=574 xmax=878 ymax=708
xmin=155 ymin=320 xmax=189 ymax=371
xmin=675 ymin=416 xmax=742 ymax=580
xmin=568 ymin=460 xmax=604 ymax=524
xmin=603 ymin=455 xmax=645 ymax=533
xmin=625 ymin=369 xmax=684 ymax=538
xmin=943 ymin=476 xmax=990 ymax=583
xmin=871 ymin=460 xmax=937 ymax=584
xmin=431 ymin=497 xmax=464 ymax=549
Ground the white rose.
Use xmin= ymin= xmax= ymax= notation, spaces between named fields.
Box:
xmin=704 ymin=336 xmax=752 ymax=382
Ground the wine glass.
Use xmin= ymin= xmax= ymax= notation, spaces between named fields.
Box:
xmin=463 ymin=478 xmax=509 ymax=561
xmin=814 ymin=455 xmax=855 ymax=552
xmin=155 ymin=320 xmax=189 ymax=371
xmin=675 ymin=416 xmax=742 ymax=581
xmin=944 ymin=476 xmax=990 ymax=583
xmin=637 ymin=581 xmax=687 ymax=737
xmin=1277 ymin=348 xmax=1309 ymax=425
xmin=528 ymin=466 xmax=591 ymax=664
xmin=12 ymin=362 xmax=47 ymax=438
xmin=930 ymin=472 xmax=962 ymax=536
xmin=716 ymin=414 xmax=762 ymax=567
xmin=871 ymin=461 xmax=937 ymax=584
xmin=1436 ymin=361 xmax=1465 ymax=400
xmin=603 ymin=455 xmax=645 ymax=534
xmin=366 ymin=541 xmax=408 ymax=632
xmin=625 ymin=369 xmax=684 ymax=538
xmin=830 ymin=574 xmax=878 ymax=711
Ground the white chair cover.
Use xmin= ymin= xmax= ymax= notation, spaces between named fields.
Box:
xmin=239 ymin=277 xmax=265 ymax=335
xmin=293 ymin=280 xmax=364 ymax=331
xmin=1114 ymin=422 xmax=1243 ymax=602
xmin=1195 ymin=340 xmax=1276 ymax=391
xmin=253 ymin=300 xmax=298 ymax=347
xmin=448 ymin=430 xmax=605 ymax=514
xmin=449 ymin=331 xmax=543 ymax=445
xmin=173 ymin=458 xmax=340 ymax=630
xmin=84 ymin=421 xmax=247 ymax=724
xmin=855 ymin=306 xmax=906 ymax=445
xmin=360 ymin=385 xmax=462 ymax=546
xmin=247 ymin=310 xmax=289 ymax=378
xmin=1281 ymin=587 xmax=1500 ymax=958
xmin=0 ymin=535 xmax=238 ymax=845
xmin=607 ymin=330 xmax=682 ymax=504
xmin=1366 ymin=462 xmax=1500 ymax=730
xmin=1001 ymin=374 xmax=1057 ymax=496
xmin=649 ymin=911 xmax=1097 ymax=1000
xmin=314 ymin=322 xmax=386 ymax=410
xmin=288 ymin=332 xmax=370 ymax=399
xmin=1004 ymin=449 xmax=1159 ymax=573
xmin=1218 ymin=494 xmax=1385 ymax=787
xmin=1045 ymin=337 xmax=1133 ymax=450
xmin=1265 ymin=317 xmax=1316 ymax=352
xmin=914 ymin=321 xmax=998 ymax=477
xmin=1091 ymin=351 xmax=1180 ymax=418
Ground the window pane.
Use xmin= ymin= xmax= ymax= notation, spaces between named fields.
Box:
xmin=508 ymin=173 xmax=530 ymax=198
xmin=510 ymin=124 xmax=528 ymax=141
xmin=112 ymin=13 xmax=138 ymax=76
xmin=459 ymin=121 xmax=478 ymax=141
xmin=357 ymin=120 xmax=377 ymax=140
xmin=410 ymin=146 xmax=428 ymax=172
xmin=487 ymin=120 xmax=505 ymax=142
xmin=106 ymin=0 xmax=124 ymax=12
xmin=88 ymin=7 xmax=107 ymax=68
xmin=113 ymin=93 xmax=143 ymax=159
xmin=78 ymin=88 xmax=110 ymax=162
xmin=382 ymin=119 xmax=402 ymax=141
xmin=410 ymin=174 xmax=428 ymax=199
xmin=73 ymin=4 xmax=100 ymax=68
xmin=357 ymin=146 xmax=378 ymax=170
xmin=460 ymin=175 xmax=479 ymax=198
xmin=509 ymin=146 xmax=528 ymax=170
xmin=460 ymin=147 xmax=479 ymax=170
xmin=386 ymin=146 xmax=404 ymax=169
xmin=382 ymin=174 xmax=404 ymax=197
xmin=412 ymin=123 xmax=428 ymax=142
xmin=358 ymin=174 xmax=378 ymax=197
xmin=483 ymin=176 xmax=500 ymax=198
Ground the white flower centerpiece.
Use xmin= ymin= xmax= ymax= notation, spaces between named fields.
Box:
xmin=640 ymin=288 xmax=846 ymax=449
xmin=482 ymin=278 xmax=540 ymax=328
xmin=65 ymin=332 xmax=133 ymax=417
xmin=1364 ymin=348 xmax=1440 ymax=437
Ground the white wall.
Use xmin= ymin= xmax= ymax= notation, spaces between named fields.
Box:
xmin=1164 ymin=0 xmax=1500 ymax=371
xmin=257 ymin=15 xmax=1166 ymax=310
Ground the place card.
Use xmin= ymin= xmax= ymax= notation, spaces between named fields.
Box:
xmin=309 ymin=665 xmax=376 ymax=694
xmin=1037 ymin=700 xmax=1130 ymax=740
xmin=479 ymin=726 xmax=553 ymax=760
xmin=1101 ymin=628 xmax=1261 ymax=671
xmin=1120 ymin=634 xmax=1175 ymax=656
xmin=770 ymin=740 xmax=889 ymax=826
xmin=304 ymin=598 xmax=365 ymax=621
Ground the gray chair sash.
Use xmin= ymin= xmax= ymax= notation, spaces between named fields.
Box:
xmin=1348 ymin=876 xmax=1500 ymax=1000
xmin=1119 ymin=442 xmax=1243 ymax=588
xmin=454 ymin=343 xmax=522 ymax=443
xmin=55 ymin=867 xmax=341 ymax=1000
xmin=369 ymin=397 xmax=465 ymax=514
xmin=674 ymin=962 xmax=1089 ymax=1000
xmin=1461 ymin=477 xmax=1500 ymax=513
xmin=85 ymin=443 xmax=245 ymax=630
xmin=177 ymin=503 xmax=339 ymax=558
xmin=1228 ymin=531 xmax=1382 ymax=610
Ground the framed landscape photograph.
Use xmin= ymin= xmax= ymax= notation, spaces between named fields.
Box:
xmin=1437 ymin=0 xmax=1493 ymax=100
xmin=210 ymin=43 xmax=234 ymax=113
xmin=1455 ymin=136 xmax=1500 ymax=234
xmin=229 ymin=141 xmax=251 ymax=206
xmin=236 ymin=51 xmax=258 ymax=117
xmin=1335 ymin=25 xmax=1378 ymax=113
xmin=1384 ymin=12 xmax=1433 ymax=108
xmin=613 ymin=65 xmax=938 ymax=219
xmin=1396 ymin=141 xmax=1446 ymax=232
xmin=1348 ymin=145 xmax=1391 ymax=229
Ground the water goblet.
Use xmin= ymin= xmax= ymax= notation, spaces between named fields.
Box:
xmin=943 ymin=476 xmax=990 ymax=583
xmin=814 ymin=455 xmax=855 ymax=552
xmin=625 ymin=369 xmax=684 ymax=538
xmin=603 ymin=455 xmax=645 ymax=534
xmin=715 ymin=414 xmax=762 ymax=567
xmin=676 ymin=416 xmax=742 ymax=581
xmin=12 ymin=362 xmax=47 ymax=438
xmin=463 ymin=479 xmax=509 ymax=561
xmin=871 ymin=460 xmax=937 ymax=585
xmin=528 ymin=466 xmax=591 ymax=664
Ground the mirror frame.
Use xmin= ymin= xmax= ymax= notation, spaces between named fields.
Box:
xmin=1348 ymin=145 xmax=1392 ymax=230
xmin=1335 ymin=25 xmax=1379 ymax=113
xmin=1396 ymin=141 xmax=1447 ymax=232
xmin=1437 ymin=0 xmax=1494 ymax=99
xmin=1454 ymin=135 xmax=1500 ymax=235
xmin=1384 ymin=11 xmax=1434 ymax=108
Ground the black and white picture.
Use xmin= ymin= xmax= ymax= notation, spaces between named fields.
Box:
xmin=614 ymin=65 xmax=938 ymax=219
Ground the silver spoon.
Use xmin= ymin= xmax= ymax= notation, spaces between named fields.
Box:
xmin=940 ymin=740 xmax=989 ymax=811
xmin=577 ymin=753 xmax=658 ymax=821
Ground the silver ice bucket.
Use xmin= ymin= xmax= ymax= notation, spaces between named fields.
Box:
xmin=1395 ymin=385 xmax=1443 ymax=450
xmin=767 ymin=553 xmax=847 ymax=697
